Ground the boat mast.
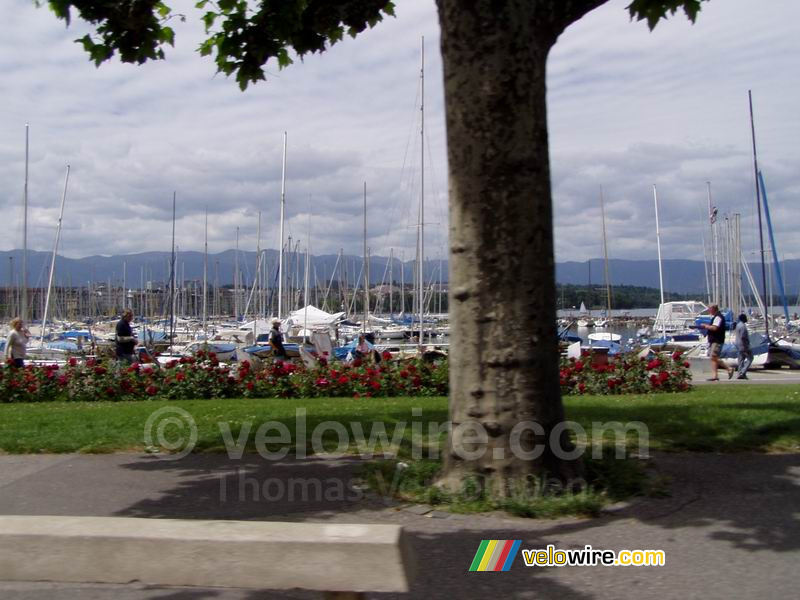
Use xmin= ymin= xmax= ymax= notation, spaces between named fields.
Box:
xmin=758 ymin=172 xmax=790 ymax=326
xmin=169 ymin=192 xmax=176 ymax=353
xmin=418 ymin=36 xmax=425 ymax=347
xmin=40 ymin=165 xmax=70 ymax=345
xmin=255 ymin=209 xmax=261 ymax=340
xmin=234 ymin=227 xmax=240 ymax=320
xmin=653 ymin=184 xmax=666 ymax=338
xmin=599 ymin=186 xmax=612 ymax=318
xmin=363 ymin=181 xmax=368 ymax=333
xmin=203 ymin=206 xmax=208 ymax=337
xmin=22 ymin=124 xmax=29 ymax=322
xmin=748 ymin=90 xmax=770 ymax=341
xmin=708 ymin=182 xmax=719 ymax=305
xmin=278 ymin=131 xmax=287 ymax=320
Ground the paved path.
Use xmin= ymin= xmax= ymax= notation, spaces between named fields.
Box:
xmin=1 ymin=450 xmax=798 ymax=599
xmin=690 ymin=366 xmax=800 ymax=385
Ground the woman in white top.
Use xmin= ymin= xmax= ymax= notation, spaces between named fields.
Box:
xmin=4 ymin=317 xmax=30 ymax=368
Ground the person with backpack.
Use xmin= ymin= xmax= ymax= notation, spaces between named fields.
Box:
xmin=701 ymin=304 xmax=734 ymax=381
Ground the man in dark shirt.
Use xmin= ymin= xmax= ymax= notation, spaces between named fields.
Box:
xmin=701 ymin=304 xmax=733 ymax=381
xmin=269 ymin=319 xmax=287 ymax=360
xmin=115 ymin=309 xmax=137 ymax=364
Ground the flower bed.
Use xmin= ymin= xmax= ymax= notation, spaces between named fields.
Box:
xmin=560 ymin=351 xmax=691 ymax=395
xmin=1 ymin=350 xmax=691 ymax=403
xmin=1 ymin=351 xmax=448 ymax=403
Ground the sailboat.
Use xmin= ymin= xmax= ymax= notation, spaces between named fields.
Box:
xmin=576 ymin=300 xmax=593 ymax=328
xmin=27 ymin=165 xmax=75 ymax=365
xmin=594 ymin=187 xmax=612 ymax=328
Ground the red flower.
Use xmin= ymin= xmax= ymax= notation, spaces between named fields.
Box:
xmin=175 ymin=372 xmax=185 ymax=382
xmin=145 ymin=385 xmax=158 ymax=396
xmin=399 ymin=370 xmax=409 ymax=378
xmin=94 ymin=366 xmax=107 ymax=376
xmin=352 ymin=358 xmax=363 ymax=368
xmin=68 ymin=357 xmax=78 ymax=367
xmin=337 ymin=376 xmax=349 ymax=385
xmin=658 ymin=371 xmax=670 ymax=383
xmin=246 ymin=381 xmax=254 ymax=391
xmin=316 ymin=378 xmax=330 ymax=387
xmin=370 ymin=380 xmax=381 ymax=390
xmin=573 ymin=361 xmax=584 ymax=372
xmin=683 ymin=361 xmax=690 ymax=368
xmin=86 ymin=358 xmax=96 ymax=367
xmin=381 ymin=351 xmax=392 ymax=361
xmin=646 ymin=359 xmax=662 ymax=370
xmin=578 ymin=383 xmax=586 ymax=393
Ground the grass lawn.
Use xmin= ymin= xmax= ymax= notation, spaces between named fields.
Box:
xmin=0 ymin=385 xmax=798 ymax=455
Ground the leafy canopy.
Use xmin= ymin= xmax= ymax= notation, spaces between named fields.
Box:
xmin=41 ymin=0 xmax=705 ymax=90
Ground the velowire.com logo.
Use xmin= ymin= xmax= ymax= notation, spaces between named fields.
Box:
xmin=469 ymin=540 xmax=522 ymax=571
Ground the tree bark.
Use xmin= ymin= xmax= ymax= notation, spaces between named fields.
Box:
xmin=435 ymin=0 xmax=603 ymax=495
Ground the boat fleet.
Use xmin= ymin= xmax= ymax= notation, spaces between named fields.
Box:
xmin=559 ymin=300 xmax=800 ymax=369
xmin=0 ymin=304 xmax=450 ymax=368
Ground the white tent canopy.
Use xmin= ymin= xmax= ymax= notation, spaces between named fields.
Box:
xmin=286 ymin=305 xmax=345 ymax=329
xmin=238 ymin=319 xmax=272 ymax=335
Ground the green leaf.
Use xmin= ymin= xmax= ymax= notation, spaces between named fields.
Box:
xmin=198 ymin=38 xmax=215 ymax=57
xmin=77 ymin=34 xmax=94 ymax=53
xmin=218 ymin=0 xmax=236 ymax=13
xmin=276 ymin=48 xmax=293 ymax=69
xmin=159 ymin=26 xmax=175 ymax=46
xmin=202 ymin=11 xmax=217 ymax=30
xmin=155 ymin=2 xmax=171 ymax=19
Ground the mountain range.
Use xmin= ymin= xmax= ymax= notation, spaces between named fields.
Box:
xmin=0 ymin=250 xmax=797 ymax=297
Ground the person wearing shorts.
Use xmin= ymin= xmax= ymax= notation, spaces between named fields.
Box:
xmin=701 ymin=304 xmax=733 ymax=381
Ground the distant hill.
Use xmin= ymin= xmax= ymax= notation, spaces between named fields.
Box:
xmin=556 ymin=258 xmax=799 ymax=296
xmin=0 ymin=250 xmax=797 ymax=297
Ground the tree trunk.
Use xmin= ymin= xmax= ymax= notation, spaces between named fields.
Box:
xmin=435 ymin=0 xmax=600 ymax=495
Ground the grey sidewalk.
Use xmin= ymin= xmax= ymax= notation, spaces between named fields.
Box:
xmin=1 ymin=451 xmax=799 ymax=599
xmin=690 ymin=365 xmax=800 ymax=385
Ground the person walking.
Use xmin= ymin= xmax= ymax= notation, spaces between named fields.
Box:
xmin=4 ymin=318 xmax=30 ymax=368
xmin=269 ymin=318 xmax=287 ymax=360
xmin=115 ymin=309 xmax=138 ymax=364
xmin=701 ymin=304 xmax=734 ymax=381
xmin=734 ymin=313 xmax=753 ymax=380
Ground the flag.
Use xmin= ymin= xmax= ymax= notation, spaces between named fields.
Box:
xmin=710 ymin=206 xmax=718 ymax=224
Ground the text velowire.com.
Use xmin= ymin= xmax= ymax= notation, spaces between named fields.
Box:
xmin=143 ymin=406 xmax=649 ymax=503
xmin=143 ymin=405 xmax=649 ymax=462
xmin=521 ymin=545 xmax=665 ymax=567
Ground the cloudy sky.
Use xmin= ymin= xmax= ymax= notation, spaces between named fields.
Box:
xmin=1 ymin=0 xmax=798 ymax=266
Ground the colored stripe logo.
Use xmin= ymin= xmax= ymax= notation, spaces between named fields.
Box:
xmin=469 ymin=540 xmax=521 ymax=571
